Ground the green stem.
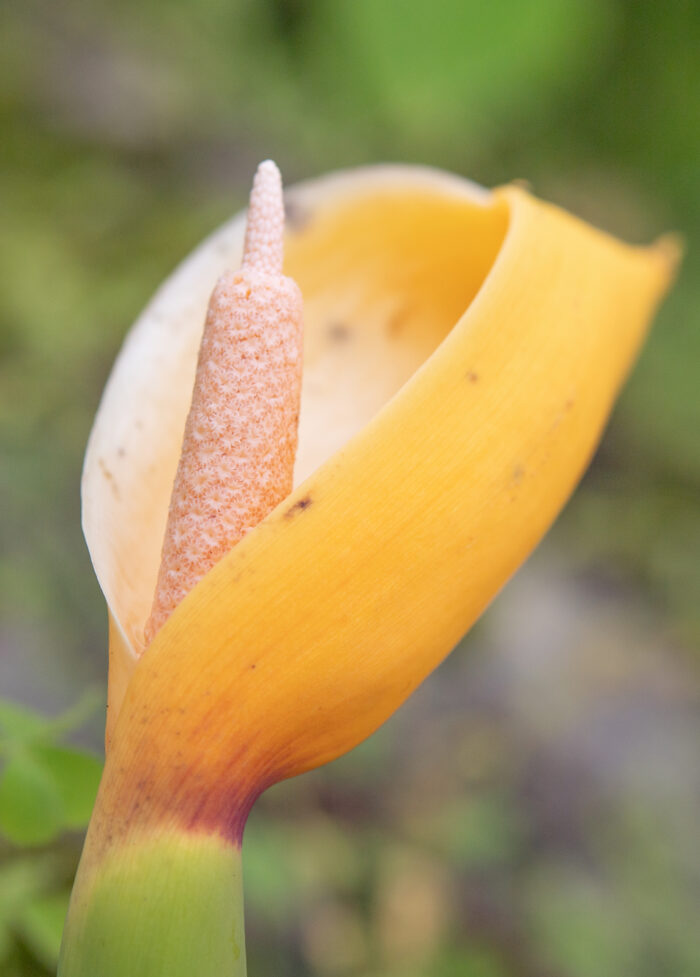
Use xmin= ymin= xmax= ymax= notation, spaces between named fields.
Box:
xmin=58 ymin=830 xmax=246 ymax=977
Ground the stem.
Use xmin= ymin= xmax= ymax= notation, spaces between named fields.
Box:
xmin=58 ymin=830 xmax=246 ymax=977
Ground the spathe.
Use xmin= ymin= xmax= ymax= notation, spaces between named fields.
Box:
xmin=81 ymin=164 xmax=676 ymax=825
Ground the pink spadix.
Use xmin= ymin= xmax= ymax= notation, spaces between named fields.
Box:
xmin=145 ymin=161 xmax=303 ymax=644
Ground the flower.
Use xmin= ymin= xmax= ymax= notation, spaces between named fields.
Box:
xmin=61 ymin=165 xmax=677 ymax=976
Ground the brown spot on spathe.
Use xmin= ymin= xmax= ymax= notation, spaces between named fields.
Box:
xmin=284 ymin=495 xmax=313 ymax=518
xmin=386 ymin=305 xmax=410 ymax=337
xmin=98 ymin=458 xmax=120 ymax=499
xmin=466 ymin=370 xmax=479 ymax=384
xmin=327 ymin=322 xmax=351 ymax=342
xmin=284 ymin=196 xmax=311 ymax=232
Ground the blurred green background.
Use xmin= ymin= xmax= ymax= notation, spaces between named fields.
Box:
xmin=1 ymin=0 xmax=698 ymax=974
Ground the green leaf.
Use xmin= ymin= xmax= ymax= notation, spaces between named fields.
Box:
xmin=17 ymin=889 xmax=71 ymax=970
xmin=0 ymin=691 xmax=103 ymax=755
xmin=309 ymin=0 xmax=615 ymax=145
xmin=0 ymin=752 xmax=64 ymax=845
xmin=43 ymin=689 xmax=104 ymax=742
xmin=243 ymin=820 xmax=297 ymax=924
xmin=0 ymin=701 xmax=50 ymax=750
xmin=0 ymin=857 xmax=58 ymax=963
xmin=34 ymin=746 xmax=102 ymax=829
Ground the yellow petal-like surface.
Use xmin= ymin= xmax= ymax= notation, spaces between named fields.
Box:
xmin=83 ymin=167 xmax=505 ymax=739
xmin=79 ymin=167 xmax=675 ymax=847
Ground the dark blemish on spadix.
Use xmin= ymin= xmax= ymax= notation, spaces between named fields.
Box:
xmin=285 ymin=495 xmax=312 ymax=518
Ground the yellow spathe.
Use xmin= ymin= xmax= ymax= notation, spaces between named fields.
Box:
xmin=81 ymin=166 xmax=676 ymax=802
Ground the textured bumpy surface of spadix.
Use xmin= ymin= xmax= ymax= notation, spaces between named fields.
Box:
xmin=145 ymin=161 xmax=303 ymax=641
